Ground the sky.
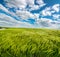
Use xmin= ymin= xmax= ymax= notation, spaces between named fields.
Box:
xmin=0 ymin=0 xmax=60 ymax=29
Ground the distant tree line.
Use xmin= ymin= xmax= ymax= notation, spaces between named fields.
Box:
xmin=0 ymin=27 xmax=9 ymax=29
xmin=0 ymin=27 xmax=3 ymax=29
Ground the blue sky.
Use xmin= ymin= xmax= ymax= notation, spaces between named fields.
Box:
xmin=0 ymin=0 xmax=60 ymax=29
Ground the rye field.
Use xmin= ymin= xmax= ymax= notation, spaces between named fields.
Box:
xmin=0 ymin=28 xmax=60 ymax=57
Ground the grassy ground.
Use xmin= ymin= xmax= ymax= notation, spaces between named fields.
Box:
xmin=0 ymin=28 xmax=60 ymax=57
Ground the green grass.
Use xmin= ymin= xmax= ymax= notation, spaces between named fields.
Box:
xmin=0 ymin=28 xmax=60 ymax=57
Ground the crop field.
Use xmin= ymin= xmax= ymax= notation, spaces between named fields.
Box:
xmin=0 ymin=28 xmax=60 ymax=57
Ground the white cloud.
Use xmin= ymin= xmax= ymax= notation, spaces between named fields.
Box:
xmin=0 ymin=4 xmax=18 ymax=18
xmin=36 ymin=18 xmax=52 ymax=25
xmin=28 ymin=0 xmax=46 ymax=11
xmin=0 ymin=4 xmax=9 ymax=13
xmin=36 ymin=0 xmax=46 ymax=7
xmin=53 ymin=14 xmax=60 ymax=19
xmin=26 ymin=0 xmax=34 ymax=6
xmin=52 ymin=4 xmax=60 ymax=12
xmin=4 ymin=0 xmax=45 ymax=11
xmin=0 ymin=13 xmax=18 ymax=23
xmin=16 ymin=10 xmax=33 ymax=19
xmin=41 ymin=4 xmax=60 ymax=16
xmin=5 ymin=0 xmax=27 ymax=9
xmin=0 ymin=13 xmax=34 ymax=27
xmin=41 ymin=7 xmax=52 ymax=16
xmin=28 ymin=5 xmax=39 ymax=11
xmin=35 ymin=18 xmax=60 ymax=29
xmin=16 ymin=10 xmax=39 ymax=20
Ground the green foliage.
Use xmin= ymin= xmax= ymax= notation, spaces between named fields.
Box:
xmin=0 ymin=28 xmax=60 ymax=57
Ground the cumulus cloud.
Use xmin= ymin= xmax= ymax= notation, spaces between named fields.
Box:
xmin=0 ymin=4 xmax=18 ymax=18
xmin=4 ymin=0 xmax=45 ymax=10
xmin=52 ymin=4 xmax=60 ymax=12
xmin=0 ymin=4 xmax=9 ymax=13
xmin=0 ymin=13 xmax=34 ymax=27
xmin=16 ymin=10 xmax=34 ymax=19
xmin=41 ymin=4 xmax=60 ymax=16
xmin=41 ymin=7 xmax=52 ymax=16
xmin=6 ymin=0 xmax=27 ymax=9
xmin=35 ymin=18 xmax=59 ymax=29
xmin=36 ymin=18 xmax=52 ymax=26
xmin=36 ymin=0 xmax=46 ymax=7
xmin=16 ymin=10 xmax=39 ymax=20
xmin=53 ymin=14 xmax=60 ymax=19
